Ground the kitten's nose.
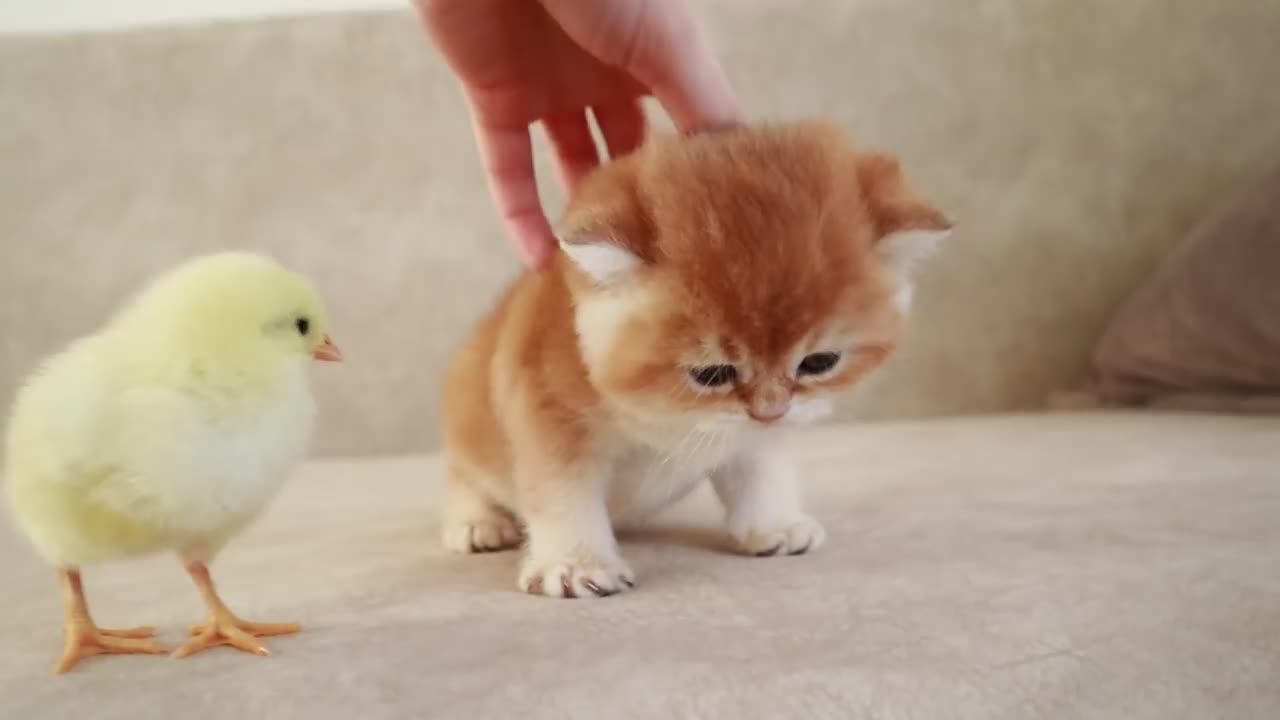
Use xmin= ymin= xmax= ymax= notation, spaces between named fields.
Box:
xmin=748 ymin=406 xmax=788 ymax=423
xmin=748 ymin=386 xmax=791 ymax=423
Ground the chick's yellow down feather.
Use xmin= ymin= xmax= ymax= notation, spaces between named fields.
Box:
xmin=3 ymin=252 xmax=341 ymax=673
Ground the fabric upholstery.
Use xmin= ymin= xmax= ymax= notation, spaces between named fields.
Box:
xmin=3 ymin=413 xmax=1278 ymax=719
xmin=1087 ymin=169 xmax=1280 ymax=412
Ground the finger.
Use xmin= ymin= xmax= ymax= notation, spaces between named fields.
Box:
xmin=592 ymin=98 xmax=646 ymax=160
xmin=629 ymin=25 xmax=742 ymax=134
xmin=541 ymin=0 xmax=742 ymax=134
xmin=468 ymin=108 xmax=557 ymax=269
xmin=543 ymin=110 xmax=600 ymax=193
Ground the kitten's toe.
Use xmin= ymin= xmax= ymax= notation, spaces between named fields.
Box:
xmin=519 ymin=555 xmax=635 ymax=599
xmin=442 ymin=513 xmax=522 ymax=554
xmin=732 ymin=515 xmax=826 ymax=557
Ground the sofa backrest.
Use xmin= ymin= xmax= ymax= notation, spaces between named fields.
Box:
xmin=4 ymin=2 xmax=1279 ymax=456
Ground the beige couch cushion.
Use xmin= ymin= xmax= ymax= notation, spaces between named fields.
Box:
xmin=5 ymin=3 xmax=1280 ymax=455
xmin=1087 ymin=169 xmax=1280 ymax=411
xmin=4 ymin=412 xmax=1278 ymax=718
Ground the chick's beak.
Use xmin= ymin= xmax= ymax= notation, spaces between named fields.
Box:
xmin=313 ymin=334 xmax=342 ymax=362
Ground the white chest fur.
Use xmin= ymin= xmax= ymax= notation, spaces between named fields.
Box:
xmin=603 ymin=419 xmax=748 ymax=526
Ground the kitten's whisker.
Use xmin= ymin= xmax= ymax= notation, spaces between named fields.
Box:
xmin=659 ymin=423 xmax=695 ymax=468
xmin=669 ymin=424 xmax=716 ymax=506
xmin=652 ymin=424 xmax=699 ymax=510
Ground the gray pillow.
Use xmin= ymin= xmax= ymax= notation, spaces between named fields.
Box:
xmin=1086 ymin=169 xmax=1280 ymax=412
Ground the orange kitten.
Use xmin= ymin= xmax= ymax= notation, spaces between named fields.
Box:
xmin=440 ymin=121 xmax=951 ymax=598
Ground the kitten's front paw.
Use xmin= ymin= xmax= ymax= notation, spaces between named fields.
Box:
xmin=442 ymin=512 xmax=522 ymax=554
xmin=518 ymin=553 xmax=636 ymax=599
xmin=731 ymin=515 xmax=826 ymax=557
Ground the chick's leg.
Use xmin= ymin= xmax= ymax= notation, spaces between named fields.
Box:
xmin=55 ymin=568 xmax=166 ymax=674
xmin=172 ymin=561 xmax=300 ymax=659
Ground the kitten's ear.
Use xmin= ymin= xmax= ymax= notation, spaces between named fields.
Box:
xmin=557 ymin=185 xmax=647 ymax=285
xmin=558 ymin=230 xmax=642 ymax=284
xmin=856 ymin=152 xmax=953 ymax=279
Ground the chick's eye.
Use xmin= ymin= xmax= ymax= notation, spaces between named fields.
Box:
xmin=798 ymin=352 xmax=840 ymax=376
xmin=689 ymin=364 xmax=737 ymax=388
xmin=295 ymin=318 xmax=310 ymax=336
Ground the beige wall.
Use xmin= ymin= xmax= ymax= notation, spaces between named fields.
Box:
xmin=3 ymin=2 xmax=1280 ymax=455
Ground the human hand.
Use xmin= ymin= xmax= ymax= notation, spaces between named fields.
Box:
xmin=417 ymin=0 xmax=742 ymax=268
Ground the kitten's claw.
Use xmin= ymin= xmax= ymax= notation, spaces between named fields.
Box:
xmin=754 ymin=543 xmax=785 ymax=557
xmin=788 ymin=540 xmax=813 ymax=556
xmin=442 ymin=513 xmax=522 ymax=554
xmin=526 ymin=575 xmax=544 ymax=596
xmin=732 ymin=515 xmax=826 ymax=557
xmin=519 ymin=556 xmax=635 ymax=599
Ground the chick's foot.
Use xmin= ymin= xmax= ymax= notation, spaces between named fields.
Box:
xmin=53 ymin=568 xmax=167 ymax=674
xmin=172 ymin=560 xmax=300 ymax=659
xmin=172 ymin=610 xmax=301 ymax=659
xmin=188 ymin=617 xmax=301 ymax=638
xmin=57 ymin=621 xmax=167 ymax=674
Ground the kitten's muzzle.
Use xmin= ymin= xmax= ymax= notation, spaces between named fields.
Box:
xmin=747 ymin=384 xmax=792 ymax=423
xmin=748 ymin=407 xmax=788 ymax=423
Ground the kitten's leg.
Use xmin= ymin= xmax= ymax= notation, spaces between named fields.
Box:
xmin=515 ymin=463 xmax=635 ymax=598
xmin=441 ymin=465 xmax=522 ymax=554
xmin=710 ymin=434 xmax=826 ymax=557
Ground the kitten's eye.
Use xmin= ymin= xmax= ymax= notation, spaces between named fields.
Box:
xmin=689 ymin=364 xmax=737 ymax=388
xmin=295 ymin=317 xmax=310 ymax=336
xmin=798 ymin=352 xmax=840 ymax=376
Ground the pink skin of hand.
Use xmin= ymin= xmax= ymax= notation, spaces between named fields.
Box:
xmin=416 ymin=0 xmax=743 ymax=268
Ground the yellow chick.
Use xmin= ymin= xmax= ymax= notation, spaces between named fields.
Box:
xmin=3 ymin=252 xmax=341 ymax=674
